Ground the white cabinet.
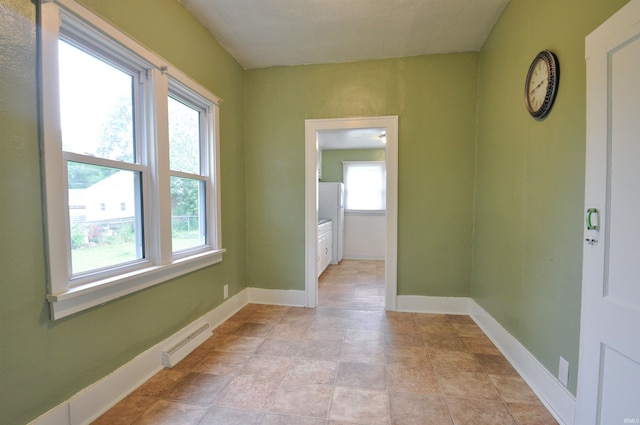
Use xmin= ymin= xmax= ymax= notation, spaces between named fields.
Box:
xmin=317 ymin=220 xmax=332 ymax=277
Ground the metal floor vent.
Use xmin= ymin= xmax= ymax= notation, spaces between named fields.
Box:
xmin=162 ymin=323 xmax=212 ymax=368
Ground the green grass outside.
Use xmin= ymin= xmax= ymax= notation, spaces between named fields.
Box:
xmin=71 ymin=232 xmax=202 ymax=274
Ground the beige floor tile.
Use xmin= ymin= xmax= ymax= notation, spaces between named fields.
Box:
xmin=340 ymin=341 xmax=385 ymax=364
xmin=390 ymin=393 xmax=453 ymax=425
xmin=429 ymin=349 xmax=484 ymax=376
xmin=215 ymin=335 xmax=264 ymax=353
xmin=214 ymin=320 xmax=243 ymax=334
xmin=490 ymin=375 xmax=542 ymax=404
xmin=93 ymin=261 xmax=559 ymax=425
xmin=199 ymin=333 xmax=229 ymax=350
xmin=344 ymin=328 xmax=384 ymax=344
xmin=385 ymin=345 xmax=431 ymax=367
xmin=240 ymin=354 xmax=291 ymax=380
xmin=269 ymin=382 xmax=333 ymax=418
xmin=263 ymin=413 xmax=326 ymax=425
xmin=384 ymin=332 xmax=425 ymax=347
xmin=198 ymin=406 xmax=263 ymax=425
xmin=163 ymin=372 xmax=231 ymax=404
xmin=256 ymin=337 xmax=301 ymax=357
xmin=173 ymin=347 xmax=211 ymax=372
xmin=446 ymin=397 xmax=517 ymax=425
xmin=195 ymin=351 xmax=250 ymax=376
xmin=416 ymin=321 xmax=458 ymax=335
xmin=268 ymin=322 xmax=310 ymax=339
xmin=92 ymin=396 xmax=156 ymax=425
xmin=213 ymin=375 xmax=280 ymax=411
xmin=131 ymin=369 xmax=186 ymax=398
xmin=475 ymin=353 xmax=519 ymax=376
xmin=454 ymin=323 xmax=488 ymax=337
xmin=507 ymin=403 xmax=559 ymax=425
xmin=296 ymin=338 xmax=342 ymax=360
xmin=335 ymin=361 xmax=386 ymax=389
xmin=387 ymin=363 xmax=440 ymax=394
xmin=461 ymin=336 xmax=502 ymax=355
xmin=437 ymin=371 xmax=501 ymax=400
xmin=131 ymin=399 xmax=209 ymax=425
xmin=233 ymin=322 xmax=275 ymax=337
xmin=310 ymin=315 xmax=349 ymax=329
xmin=423 ymin=333 xmax=469 ymax=352
xmin=285 ymin=358 xmax=337 ymax=385
xmin=413 ymin=313 xmax=451 ymax=325
xmin=303 ymin=326 xmax=346 ymax=341
xmin=329 ymin=386 xmax=390 ymax=424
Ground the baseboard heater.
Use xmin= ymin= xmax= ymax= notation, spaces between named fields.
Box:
xmin=162 ymin=322 xmax=212 ymax=368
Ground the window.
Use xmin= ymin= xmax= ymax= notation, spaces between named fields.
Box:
xmin=39 ymin=0 xmax=224 ymax=319
xmin=343 ymin=161 xmax=386 ymax=211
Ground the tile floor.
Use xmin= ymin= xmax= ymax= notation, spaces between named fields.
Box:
xmin=93 ymin=260 xmax=558 ymax=425
xmin=318 ymin=260 xmax=385 ymax=310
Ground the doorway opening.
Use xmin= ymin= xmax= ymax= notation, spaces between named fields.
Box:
xmin=304 ymin=116 xmax=398 ymax=310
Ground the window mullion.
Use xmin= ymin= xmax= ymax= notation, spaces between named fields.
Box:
xmin=209 ymin=105 xmax=222 ymax=249
xmin=148 ymin=69 xmax=173 ymax=264
xmin=39 ymin=2 xmax=71 ymax=296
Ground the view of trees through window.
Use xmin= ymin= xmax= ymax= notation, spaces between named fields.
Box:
xmin=60 ymin=41 xmax=203 ymax=274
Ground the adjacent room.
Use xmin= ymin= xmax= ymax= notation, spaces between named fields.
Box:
xmin=0 ymin=0 xmax=637 ymax=424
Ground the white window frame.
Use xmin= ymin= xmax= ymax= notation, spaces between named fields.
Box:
xmin=38 ymin=0 xmax=224 ymax=320
xmin=343 ymin=161 xmax=387 ymax=213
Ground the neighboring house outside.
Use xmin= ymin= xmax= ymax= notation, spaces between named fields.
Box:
xmin=68 ymin=170 xmax=136 ymax=244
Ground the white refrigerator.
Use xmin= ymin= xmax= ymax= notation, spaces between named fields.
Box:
xmin=318 ymin=182 xmax=344 ymax=264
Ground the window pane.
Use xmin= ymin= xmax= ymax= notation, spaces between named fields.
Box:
xmin=168 ymin=96 xmax=200 ymax=174
xmin=344 ymin=163 xmax=386 ymax=210
xmin=68 ymin=162 xmax=143 ymax=274
xmin=171 ymin=177 xmax=205 ymax=251
xmin=58 ymin=40 xmax=135 ymax=162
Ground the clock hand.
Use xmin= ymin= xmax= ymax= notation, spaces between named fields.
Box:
xmin=530 ymin=80 xmax=544 ymax=95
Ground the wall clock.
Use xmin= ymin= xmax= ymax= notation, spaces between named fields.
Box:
xmin=524 ymin=50 xmax=560 ymax=120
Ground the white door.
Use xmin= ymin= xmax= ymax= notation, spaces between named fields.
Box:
xmin=577 ymin=1 xmax=640 ymax=424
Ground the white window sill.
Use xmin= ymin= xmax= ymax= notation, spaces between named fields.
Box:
xmin=47 ymin=249 xmax=225 ymax=320
xmin=345 ymin=210 xmax=386 ymax=216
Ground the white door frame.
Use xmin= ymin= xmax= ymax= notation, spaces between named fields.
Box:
xmin=304 ymin=116 xmax=398 ymax=310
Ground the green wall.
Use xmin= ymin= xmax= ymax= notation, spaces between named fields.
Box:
xmin=0 ymin=1 xmax=246 ymax=424
xmin=245 ymin=54 xmax=478 ymax=296
xmin=472 ymin=0 xmax=630 ymax=395
xmin=321 ymin=148 xmax=386 ymax=182
xmin=2 ymin=0 xmax=630 ymax=422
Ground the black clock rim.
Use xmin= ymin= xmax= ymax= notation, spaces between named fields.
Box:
xmin=524 ymin=50 xmax=560 ymax=120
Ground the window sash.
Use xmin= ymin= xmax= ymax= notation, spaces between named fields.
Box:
xmin=39 ymin=0 xmax=224 ymax=320
xmin=343 ymin=161 xmax=386 ymax=211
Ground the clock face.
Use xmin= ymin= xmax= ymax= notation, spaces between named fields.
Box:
xmin=527 ymin=59 xmax=549 ymax=112
xmin=524 ymin=50 xmax=559 ymax=120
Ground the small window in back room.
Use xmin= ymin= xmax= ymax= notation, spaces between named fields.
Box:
xmin=343 ymin=161 xmax=386 ymax=210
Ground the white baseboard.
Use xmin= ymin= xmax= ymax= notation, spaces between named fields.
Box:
xmin=28 ymin=291 xmax=575 ymax=425
xmin=469 ymin=301 xmax=575 ymax=425
xmin=246 ymin=287 xmax=306 ymax=307
xmin=28 ymin=290 xmax=249 ymax=425
xmin=396 ymin=295 xmax=471 ymax=314
xmin=342 ymin=255 xmax=385 ymax=260
xmin=396 ymin=295 xmax=574 ymax=425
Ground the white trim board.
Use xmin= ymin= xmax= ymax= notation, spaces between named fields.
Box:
xmin=28 ymin=291 xmax=574 ymax=425
xmin=469 ymin=301 xmax=576 ymax=425
xmin=245 ymin=287 xmax=306 ymax=307
xmin=28 ymin=290 xmax=249 ymax=425
xmin=397 ymin=295 xmax=574 ymax=425
xmin=304 ymin=116 xmax=399 ymax=311
xmin=396 ymin=295 xmax=471 ymax=314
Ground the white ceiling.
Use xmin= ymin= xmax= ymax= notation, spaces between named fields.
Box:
xmin=179 ymin=0 xmax=511 ymax=70
xmin=318 ymin=128 xmax=386 ymax=151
